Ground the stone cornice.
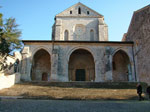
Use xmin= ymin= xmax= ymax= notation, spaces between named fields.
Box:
xmin=22 ymin=40 xmax=133 ymax=45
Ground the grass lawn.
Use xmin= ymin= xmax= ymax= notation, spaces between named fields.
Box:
xmin=0 ymin=82 xmax=144 ymax=100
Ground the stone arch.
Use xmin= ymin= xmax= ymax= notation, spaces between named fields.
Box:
xmin=112 ymin=49 xmax=132 ymax=82
xmin=112 ymin=48 xmax=132 ymax=61
xmin=68 ymin=48 xmax=95 ymax=81
xmin=31 ymin=49 xmax=51 ymax=81
xmin=112 ymin=48 xmax=133 ymax=66
xmin=64 ymin=30 xmax=69 ymax=40
xmin=31 ymin=46 xmax=51 ymax=61
xmin=67 ymin=46 xmax=96 ymax=63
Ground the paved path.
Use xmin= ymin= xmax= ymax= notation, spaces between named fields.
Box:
xmin=0 ymin=99 xmax=150 ymax=112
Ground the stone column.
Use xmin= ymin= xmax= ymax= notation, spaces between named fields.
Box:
xmin=50 ymin=49 xmax=58 ymax=81
xmin=108 ymin=54 xmax=113 ymax=81
xmin=21 ymin=46 xmax=31 ymax=81
xmin=128 ymin=64 xmax=133 ymax=81
xmin=128 ymin=47 xmax=136 ymax=82
xmin=95 ymin=61 xmax=102 ymax=82
xmin=130 ymin=61 xmax=136 ymax=81
xmin=62 ymin=60 xmax=69 ymax=81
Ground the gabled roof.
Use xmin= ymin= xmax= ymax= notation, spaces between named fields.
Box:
xmin=56 ymin=2 xmax=103 ymax=18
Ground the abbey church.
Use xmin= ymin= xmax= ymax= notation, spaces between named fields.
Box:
xmin=20 ymin=3 xmax=150 ymax=84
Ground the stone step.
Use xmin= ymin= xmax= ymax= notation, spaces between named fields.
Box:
xmin=21 ymin=81 xmax=147 ymax=89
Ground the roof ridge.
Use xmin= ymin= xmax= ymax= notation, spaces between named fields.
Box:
xmin=134 ymin=4 xmax=150 ymax=13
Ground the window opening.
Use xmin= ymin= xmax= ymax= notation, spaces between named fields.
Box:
xmin=90 ymin=29 xmax=94 ymax=41
xmin=70 ymin=11 xmax=72 ymax=14
xmin=78 ymin=7 xmax=81 ymax=14
xmin=64 ymin=30 xmax=69 ymax=40
xmin=87 ymin=11 xmax=89 ymax=15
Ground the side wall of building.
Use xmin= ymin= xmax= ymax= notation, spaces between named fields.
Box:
xmin=126 ymin=5 xmax=150 ymax=84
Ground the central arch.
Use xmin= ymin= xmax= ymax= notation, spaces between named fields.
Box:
xmin=68 ymin=49 xmax=95 ymax=81
xmin=31 ymin=49 xmax=51 ymax=81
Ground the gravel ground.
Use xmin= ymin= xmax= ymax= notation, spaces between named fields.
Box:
xmin=0 ymin=99 xmax=150 ymax=112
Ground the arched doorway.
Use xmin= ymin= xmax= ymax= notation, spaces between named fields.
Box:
xmin=68 ymin=49 xmax=95 ymax=81
xmin=31 ymin=49 xmax=51 ymax=81
xmin=42 ymin=72 xmax=48 ymax=81
xmin=112 ymin=50 xmax=132 ymax=82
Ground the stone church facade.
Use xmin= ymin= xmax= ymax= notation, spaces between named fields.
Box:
xmin=21 ymin=3 xmax=136 ymax=82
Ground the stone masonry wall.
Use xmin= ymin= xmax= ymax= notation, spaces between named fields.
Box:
xmin=126 ymin=5 xmax=150 ymax=84
xmin=21 ymin=42 xmax=135 ymax=82
xmin=54 ymin=3 xmax=108 ymax=41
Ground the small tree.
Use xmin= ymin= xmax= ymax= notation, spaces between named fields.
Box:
xmin=0 ymin=13 xmax=22 ymax=71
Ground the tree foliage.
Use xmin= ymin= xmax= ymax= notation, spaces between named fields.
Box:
xmin=0 ymin=13 xmax=22 ymax=71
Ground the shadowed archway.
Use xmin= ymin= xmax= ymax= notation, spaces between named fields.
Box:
xmin=31 ymin=49 xmax=51 ymax=81
xmin=112 ymin=50 xmax=132 ymax=82
xmin=68 ymin=49 xmax=95 ymax=81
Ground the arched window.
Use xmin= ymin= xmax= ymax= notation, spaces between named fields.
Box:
xmin=78 ymin=7 xmax=81 ymax=14
xmin=90 ymin=29 xmax=94 ymax=41
xmin=64 ymin=30 xmax=69 ymax=40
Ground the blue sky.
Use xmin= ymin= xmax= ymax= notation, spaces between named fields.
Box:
xmin=0 ymin=0 xmax=150 ymax=41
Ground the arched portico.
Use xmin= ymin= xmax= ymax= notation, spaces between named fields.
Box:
xmin=112 ymin=50 xmax=132 ymax=82
xmin=68 ymin=49 xmax=95 ymax=81
xmin=31 ymin=49 xmax=51 ymax=81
